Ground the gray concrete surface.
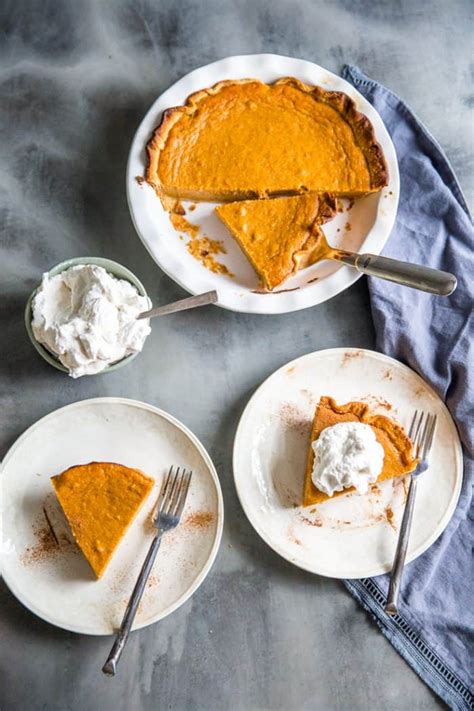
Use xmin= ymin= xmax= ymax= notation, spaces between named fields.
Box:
xmin=1 ymin=0 xmax=471 ymax=709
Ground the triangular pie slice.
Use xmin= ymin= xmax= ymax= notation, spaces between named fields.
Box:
xmin=146 ymin=77 xmax=388 ymax=202
xmin=51 ymin=462 xmax=154 ymax=578
xmin=215 ymin=193 xmax=336 ymax=290
xmin=303 ymin=397 xmax=417 ymax=507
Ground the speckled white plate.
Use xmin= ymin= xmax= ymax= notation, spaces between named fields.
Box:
xmin=1 ymin=398 xmax=223 ymax=635
xmin=233 ymin=348 xmax=463 ymax=578
xmin=127 ymin=54 xmax=399 ymax=314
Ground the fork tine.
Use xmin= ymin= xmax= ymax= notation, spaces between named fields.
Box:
xmin=154 ymin=466 xmax=174 ymax=517
xmin=161 ymin=466 xmax=180 ymax=514
xmin=427 ymin=414 xmax=437 ymax=454
xmin=408 ymin=410 xmax=418 ymax=439
xmin=174 ymin=469 xmax=193 ymax=519
xmin=422 ymin=414 xmax=437 ymax=460
xmin=407 ymin=411 xmax=419 ymax=459
xmin=413 ymin=411 xmax=426 ymax=457
xmin=419 ymin=412 xmax=431 ymax=457
xmin=168 ymin=467 xmax=186 ymax=513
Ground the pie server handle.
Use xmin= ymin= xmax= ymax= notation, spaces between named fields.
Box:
xmin=335 ymin=252 xmax=457 ymax=296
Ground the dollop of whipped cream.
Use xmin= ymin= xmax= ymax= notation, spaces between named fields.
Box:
xmin=32 ymin=264 xmax=151 ymax=378
xmin=312 ymin=422 xmax=384 ymax=496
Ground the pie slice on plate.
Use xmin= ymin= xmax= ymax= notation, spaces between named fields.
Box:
xmin=215 ymin=193 xmax=336 ymax=290
xmin=51 ymin=462 xmax=154 ymax=578
xmin=304 ymin=397 xmax=417 ymax=507
xmin=146 ymin=77 xmax=388 ymax=202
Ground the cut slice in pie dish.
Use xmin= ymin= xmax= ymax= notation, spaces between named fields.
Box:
xmin=215 ymin=193 xmax=336 ymax=290
xmin=51 ymin=462 xmax=154 ymax=578
xmin=304 ymin=397 xmax=417 ymax=507
xmin=146 ymin=77 xmax=388 ymax=202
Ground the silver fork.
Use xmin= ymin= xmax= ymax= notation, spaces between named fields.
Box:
xmin=385 ymin=411 xmax=437 ymax=616
xmin=102 ymin=466 xmax=193 ymax=676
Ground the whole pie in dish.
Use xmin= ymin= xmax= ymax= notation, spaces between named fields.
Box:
xmin=304 ymin=397 xmax=417 ymax=507
xmin=146 ymin=78 xmax=388 ymax=202
xmin=215 ymin=193 xmax=336 ymax=290
xmin=51 ymin=462 xmax=154 ymax=578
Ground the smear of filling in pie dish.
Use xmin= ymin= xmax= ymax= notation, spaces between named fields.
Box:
xmin=170 ymin=212 xmax=233 ymax=277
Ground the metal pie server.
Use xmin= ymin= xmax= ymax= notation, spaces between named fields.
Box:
xmin=312 ymin=232 xmax=457 ymax=296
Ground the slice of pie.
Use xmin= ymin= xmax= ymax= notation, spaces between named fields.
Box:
xmin=146 ymin=77 xmax=388 ymax=202
xmin=304 ymin=397 xmax=417 ymax=507
xmin=51 ymin=462 xmax=154 ymax=578
xmin=215 ymin=193 xmax=336 ymax=290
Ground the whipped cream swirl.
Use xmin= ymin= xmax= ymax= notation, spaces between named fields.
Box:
xmin=312 ymin=422 xmax=384 ymax=496
xmin=32 ymin=264 xmax=151 ymax=378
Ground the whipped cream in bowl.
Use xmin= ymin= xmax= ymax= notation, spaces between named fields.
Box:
xmin=312 ymin=422 xmax=385 ymax=497
xmin=25 ymin=258 xmax=151 ymax=377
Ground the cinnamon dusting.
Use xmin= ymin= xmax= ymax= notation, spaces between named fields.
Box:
xmin=20 ymin=509 xmax=74 ymax=566
xmin=360 ymin=394 xmax=393 ymax=411
xmin=298 ymin=513 xmax=323 ymax=528
xmin=278 ymin=403 xmax=311 ymax=437
xmin=184 ymin=511 xmax=214 ymax=529
xmin=385 ymin=506 xmax=397 ymax=531
xmin=43 ymin=505 xmax=59 ymax=546
xmin=341 ymin=349 xmax=363 ymax=366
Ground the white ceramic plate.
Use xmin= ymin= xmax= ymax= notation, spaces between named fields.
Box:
xmin=127 ymin=54 xmax=399 ymax=314
xmin=1 ymin=398 xmax=224 ymax=635
xmin=233 ymin=348 xmax=462 ymax=578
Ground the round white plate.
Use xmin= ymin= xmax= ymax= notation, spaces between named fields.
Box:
xmin=127 ymin=54 xmax=399 ymax=314
xmin=1 ymin=398 xmax=224 ymax=635
xmin=233 ymin=348 xmax=463 ymax=578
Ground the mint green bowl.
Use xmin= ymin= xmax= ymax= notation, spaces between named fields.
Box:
xmin=25 ymin=257 xmax=150 ymax=375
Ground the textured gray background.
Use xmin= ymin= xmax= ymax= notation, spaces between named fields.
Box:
xmin=1 ymin=1 xmax=471 ymax=709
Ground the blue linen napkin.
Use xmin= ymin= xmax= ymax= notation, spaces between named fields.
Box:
xmin=340 ymin=66 xmax=473 ymax=710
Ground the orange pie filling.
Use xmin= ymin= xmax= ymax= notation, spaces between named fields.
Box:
xmin=215 ymin=193 xmax=336 ymax=290
xmin=51 ymin=461 xmax=154 ymax=578
xmin=146 ymin=78 xmax=388 ymax=203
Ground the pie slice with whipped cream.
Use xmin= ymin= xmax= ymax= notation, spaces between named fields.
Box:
xmin=215 ymin=193 xmax=336 ymax=290
xmin=304 ymin=397 xmax=417 ymax=507
xmin=51 ymin=461 xmax=154 ymax=578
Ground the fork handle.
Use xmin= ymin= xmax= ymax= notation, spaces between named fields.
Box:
xmin=102 ymin=531 xmax=162 ymax=676
xmin=385 ymin=475 xmax=418 ymax=616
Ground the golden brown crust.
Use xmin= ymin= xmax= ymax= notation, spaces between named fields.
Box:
xmin=146 ymin=77 xmax=388 ymax=196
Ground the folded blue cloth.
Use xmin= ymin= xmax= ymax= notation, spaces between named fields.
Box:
xmin=340 ymin=66 xmax=473 ymax=710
